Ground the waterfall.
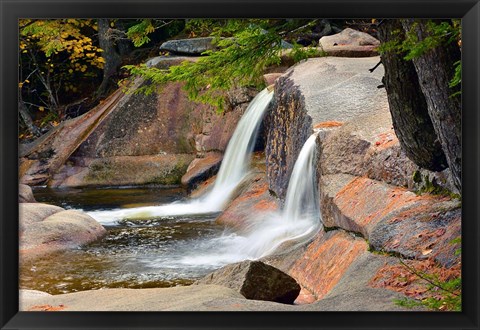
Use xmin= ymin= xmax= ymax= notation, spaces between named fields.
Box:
xmin=175 ymin=133 xmax=322 ymax=267
xmin=203 ymin=88 xmax=273 ymax=206
xmin=88 ymin=88 xmax=273 ymax=224
xmin=238 ymin=133 xmax=321 ymax=258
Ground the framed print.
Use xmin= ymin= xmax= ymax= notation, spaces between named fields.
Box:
xmin=1 ymin=0 xmax=479 ymax=329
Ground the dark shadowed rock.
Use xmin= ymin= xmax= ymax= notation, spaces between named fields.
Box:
xmin=195 ymin=260 xmax=301 ymax=304
xmin=19 ymin=184 xmax=36 ymax=203
xmin=181 ymin=152 xmax=223 ymax=190
xmin=159 ymin=37 xmax=216 ymax=55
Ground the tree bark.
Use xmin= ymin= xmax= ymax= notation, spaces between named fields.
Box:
xmin=377 ymin=19 xmax=448 ymax=171
xmin=96 ymin=19 xmax=122 ymax=98
xmin=402 ymin=19 xmax=462 ymax=191
xmin=18 ymin=96 xmax=41 ymax=137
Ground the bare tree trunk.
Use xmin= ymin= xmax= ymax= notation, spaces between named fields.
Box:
xmin=96 ymin=19 xmax=122 ymax=98
xmin=377 ymin=19 xmax=448 ymax=171
xmin=402 ymin=19 xmax=462 ymax=191
xmin=19 ymin=95 xmax=41 ymax=137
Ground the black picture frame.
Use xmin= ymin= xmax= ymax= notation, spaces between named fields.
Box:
xmin=1 ymin=0 xmax=479 ymax=329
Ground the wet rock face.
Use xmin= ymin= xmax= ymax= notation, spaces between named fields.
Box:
xmin=265 ymin=76 xmax=312 ymax=199
xmin=76 ymin=82 xmax=205 ymax=158
xmin=216 ymin=173 xmax=279 ymax=231
xmin=47 ymin=69 xmax=255 ymax=188
xmin=181 ymin=152 xmax=223 ymax=191
xmin=195 ymin=260 xmax=301 ymax=304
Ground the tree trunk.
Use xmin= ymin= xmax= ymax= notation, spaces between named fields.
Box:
xmin=377 ymin=19 xmax=448 ymax=171
xmin=96 ymin=19 xmax=122 ymax=98
xmin=18 ymin=96 xmax=41 ymax=137
xmin=402 ymin=19 xmax=462 ymax=191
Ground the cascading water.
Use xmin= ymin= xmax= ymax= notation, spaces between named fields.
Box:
xmin=241 ymin=133 xmax=322 ymax=258
xmin=174 ymin=133 xmax=322 ymax=267
xmin=88 ymin=88 xmax=273 ymax=225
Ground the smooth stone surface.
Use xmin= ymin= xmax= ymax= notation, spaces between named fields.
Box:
xmin=195 ymin=260 xmax=301 ymax=304
xmin=19 ymin=184 xmax=36 ymax=203
xmin=287 ymin=56 xmax=387 ymax=124
xmin=20 ymin=209 xmax=106 ymax=260
xmin=19 ymin=203 xmax=64 ymax=232
xmin=320 ymin=28 xmax=380 ymax=47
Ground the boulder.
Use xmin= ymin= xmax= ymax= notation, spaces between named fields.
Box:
xmin=19 ymin=184 xmax=36 ymax=203
xmin=319 ymin=28 xmax=380 ymax=57
xmin=266 ymin=56 xmax=387 ymax=199
xmin=145 ymin=55 xmax=197 ymax=68
xmin=263 ymin=73 xmax=283 ymax=86
xmin=195 ymin=260 xmax=301 ymax=304
xmin=159 ymin=37 xmax=216 ymax=55
xmin=181 ymin=152 xmax=223 ymax=190
xmin=20 ymin=208 xmax=106 ymax=260
xmin=19 ymin=203 xmax=64 ymax=232
xmin=320 ymin=110 xmax=419 ymax=189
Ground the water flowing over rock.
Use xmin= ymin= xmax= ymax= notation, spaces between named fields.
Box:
xmin=87 ymin=88 xmax=273 ymax=224
xmin=215 ymin=134 xmax=321 ymax=260
xmin=195 ymin=260 xmax=301 ymax=304
xmin=266 ymin=56 xmax=387 ymax=199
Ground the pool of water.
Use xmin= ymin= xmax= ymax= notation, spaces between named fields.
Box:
xmin=20 ymin=186 xmax=231 ymax=295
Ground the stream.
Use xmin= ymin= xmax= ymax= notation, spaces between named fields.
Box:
xmin=20 ymin=186 xmax=233 ymax=295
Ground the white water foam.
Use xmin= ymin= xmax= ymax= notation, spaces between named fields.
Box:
xmin=160 ymin=133 xmax=322 ymax=269
xmin=88 ymin=88 xmax=273 ymax=225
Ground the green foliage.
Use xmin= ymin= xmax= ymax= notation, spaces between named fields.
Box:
xmin=449 ymin=60 xmax=462 ymax=97
xmin=19 ymin=18 xmax=105 ymax=126
xmin=124 ymin=19 xmax=322 ymax=112
xmin=379 ymin=19 xmax=461 ymax=95
xmin=394 ymin=276 xmax=461 ymax=311
xmin=393 ymin=253 xmax=461 ymax=312
xmin=126 ymin=19 xmax=156 ymax=47
xmin=413 ymin=171 xmax=461 ymax=200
